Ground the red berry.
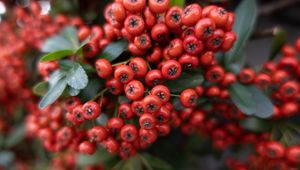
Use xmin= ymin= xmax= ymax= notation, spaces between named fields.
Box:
xmin=161 ymin=59 xmax=182 ymax=80
xmin=129 ymin=57 xmax=148 ymax=78
xmin=114 ymin=65 xmax=134 ymax=84
xmin=82 ymin=101 xmax=101 ymax=120
xmin=143 ymin=95 xmax=162 ymax=114
xmin=139 ymin=113 xmax=156 ymax=130
xmin=120 ymin=124 xmax=138 ymax=142
xmin=151 ymin=85 xmax=170 ymax=104
xmin=180 ymin=89 xmax=198 ymax=107
xmin=95 ymin=58 xmax=113 ymax=79
xmin=78 ymin=141 xmax=96 ymax=155
xmin=182 ymin=4 xmax=202 ymax=26
xmin=87 ymin=126 xmax=108 ymax=143
xmin=125 ymin=80 xmax=145 ymax=101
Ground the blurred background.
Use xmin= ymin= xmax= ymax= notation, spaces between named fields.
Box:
xmin=0 ymin=0 xmax=300 ymax=169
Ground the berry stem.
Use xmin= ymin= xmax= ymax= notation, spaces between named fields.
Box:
xmin=112 ymin=58 xmax=132 ymax=67
xmin=92 ymin=88 xmax=108 ymax=101
xmin=170 ymin=94 xmax=180 ymax=97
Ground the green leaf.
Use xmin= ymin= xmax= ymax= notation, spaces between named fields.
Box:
xmin=68 ymin=87 xmax=80 ymax=96
xmin=40 ymin=49 xmax=74 ymax=62
xmin=39 ymin=76 xmax=67 ymax=109
xmin=142 ymin=153 xmax=173 ymax=170
xmin=269 ymin=27 xmax=287 ymax=60
xmin=240 ymin=117 xmax=271 ymax=132
xmin=229 ymin=83 xmax=256 ymax=115
xmin=4 ymin=124 xmax=26 ymax=148
xmin=42 ymin=36 xmax=74 ymax=52
xmin=225 ymin=0 xmax=257 ymax=68
xmin=65 ymin=63 xmax=88 ymax=90
xmin=0 ymin=151 xmax=14 ymax=167
xmin=123 ymin=156 xmax=143 ymax=170
xmin=164 ymin=71 xmax=204 ymax=93
xmin=78 ymin=79 xmax=103 ymax=102
xmin=75 ymin=36 xmax=91 ymax=55
xmin=170 ymin=0 xmax=184 ymax=7
xmin=77 ymin=149 xmax=115 ymax=166
xmin=248 ymin=86 xmax=274 ymax=118
xmin=101 ymin=40 xmax=128 ymax=62
xmin=61 ymin=26 xmax=80 ymax=49
xmin=33 ymin=81 xmax=48 ymax=96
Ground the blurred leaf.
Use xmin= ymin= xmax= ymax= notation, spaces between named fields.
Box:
xmin=61 ymin=26 xmax=80 ymax=49
xmin=68 ymin=87 xmax=80 ymax=96
xmin=123 ymin=156 xmax=143 ymax=170
xmin=0 ymin=151 xmax=14 ymax=167
xmin=225 ymin=0 xmax=257 ymax=68
xmin=33 ymin=81 xmax=48 ymax=96
xmin=40 ymin=49 xmax=74 ymax=62
xmin=101 ymin=40 xmax=128 ymax=62
xmin=139 ymin=155 xmax=154 ymax=170
xmin=228 ymin=53 xmax=247 ymax=74
xmin=240 ymin=117 xmax=271 ymax=132
xmin=39 ymin=76 xmax=67 ymax=109
xmin=170 ymin=0 xmax=184 ymax=7
xmin=165 ymin=71 xmax=204 ymax=93
xmin=4 ymin=124 xmax=25 ymax=148
xmin=172 ymin=98 xmax=184 ymax=111
xmin=77 ymin=149 xmax=115 ymax=166
xmin=42 ymin=36 xmax=73 ymax=52
xmin=65 ymin=63 xmax=88 ymax=90
xmin=248 ymin=86 xmax=274 ymax=118
xmin=142 ymin=153 xmax=173 ymax=170
xmin=269 ymin=27 xmax=287 ymax=60
xmin=229 ymin=83 xmax=256 ymax=115
xmin=78 ymin=78 xmax=103 ymax=102
xmin=75 ymin=36 xmax=91 ymax=55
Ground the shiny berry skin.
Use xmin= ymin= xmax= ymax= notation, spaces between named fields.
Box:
xmin=119 ymin=142 xmax=136 ymax=159
xmin=167 ymin=38 xmax=183 ymax=58
xmin=182 ymin=4 xmax=202 ymax=26
xmin=156 ymin=123 xmax=171 ymax=136
xmin=165 ymin=7 xmax=183 ymax=29
xmin=154 ymin=106 xmax=171 ymax=123
xmin=238 ymin=68 xmax=255 ymax=84
xmin=64 ymin=97 xmax=81 ymax=112
xmin=147 ymin=46 xmax=162 ymax=63
xmin=148 ymin=0 xmax=170 ymax=13
xmin=71 ymin=105 xmax=85 ymax=124
xmin=144 ymin=7 xmax=156 ymax=29
xmin=281 ymin=102 xmax=297 ymax=117
xmin=139 ymin=129 xmax=157 ymax=144
xmin=202 ymin=5 xmax=217 ymax=17
xmin=123 ymin=0 xmax=146 ymax=13
xmin=118 ymin=103 xmax=134 ymax=120
xmin=87 ymin=126 xmax=108 ymax=143
xmin=279 ymin=81 xmax=299 ymax=99
xmin=78 ymin=26 xmax=91 ymax=41
xmin=189 ymin=110 xmax=205 ymax=127
xmin=180 ymin=89 xmax=198 ymax=107
xmin=143 ymin=95 xmax=162 ymax=113
xmin=150 ymin=85 xmax=170 ymax=104
xmin=111 ymin=2 xmax=126 ymax=22
xmin=271 ymin=70 xmax=289 ymax=85
xmin=286 ymin=146 xmax=300 ymax=163
xmin=124 ymin=15 xmax=145 ymax=36
xmin=78 ymin=141 xmax=96 ymax=155
xmin=131 ymin=100 xmax=146 ymax=116
xmin=128 ymin=42 xmax=147 ymax=55
xmin=208 ymin=7 xmax=228 ymax=27
xmin=183 ymin=35 xmax=204 ymax=55
xmin=145 ymin=69 xmax=164 ymax=87
xmin=134 ymin=33 xmax=151 ymax=50
xmin=261 ymin=141 xmax=285 ymax=159
xmin=107 ymin=117 xmax=124 ymax=131
xmin=161 ymin=59 xmax=182 ymax=80
xmin=151 ymin=23 xmax=169 ymax=42
xmin=178 ymin=54 xmax=199 ymax=70
xmin=120 ymin=124 xmax=138 ymax=142
xmin=139 ymin=113 xmax=156 ymax=130
xmin=221 ymin=32 xmax=236 ymax=51
xmin=106 ymin=78 xmax=123 ymax=95
xmin=295 ymin=37 xmax=300 ymax=52
xmin=129 ymin=57 xmax=148 ymax=78
xmin=206 ymin=29 xmax=224 ymax=50
xmin=199 ymin=51 xmax=215 ymax=66
xmin=224 ymin=13 xmax=235 ymax=31
xmin=103 ymin=137 xmax=119 ymax=154
xmin=83 ymin=42 xmax=99 ymax=58
xmin=95 ymin=58 xmax=113 ymax=79
xmin=206 ymin=65 xmax=225 ymax=83
xmin=82 ymin=101 xmax=101 ymax=120
xmin=114 ymin=65 xmax=134 ymax=84
xmin=222 ymin=73 xmax=236 ymax=86
xmin=125 ymin=80 xmax=145 ymax=101
xmin=195 ymin=18 xmax=216 ymax=39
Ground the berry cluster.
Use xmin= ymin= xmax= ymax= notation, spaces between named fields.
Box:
xmin=34 ymin=0 xmax=237 ymax=159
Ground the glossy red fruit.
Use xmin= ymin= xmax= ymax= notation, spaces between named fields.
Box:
xmin=145 ymin=69 xmax=164 ymax=87
xmin=195 ymin=18 xmax=216 ymax=39
xmin=161 ymin=59 xmax=182 ymax=80
xmin=286 ymin=146 xmax=300 ymax=163
xmin=123 ymin=0 xmax=146 ymax=13
xmin=131 ymin=100 xmax=146 ymax=116
xmin=183 ymin=35 xmax=204 ymax=55
xmin=150 ymin=85 xmax=170 ymax=104
xmin=78 ymin=141 xmax=96 ymax=155
xmin=139 ymin=129 xmax=157 ymax=144
xmin=120 ymin=124 xmax=138 ymax=142
xmin=118 ymin=103 xmax=134 ymax=120
xmin=143 ymin=95 xmax=162 ymax=114
xmin=165 ymin=7 xmax=183 ymax=29
xmin=107 ymin=117 xmax=124 ymax=131
xmin=148 ymin=0 xmax=170 ymax=13
xmin=180 ymin=89 xmax=198 ymax=107
xmin=124 ymin=80 xmax=145 ymax=101
xmin=114 ymin=65 xmax=134 ymax=84
xmin=87 ymin=126 xmax=108 ymax=143
xmin=95 ymin=58 xmax=113 ymax=79
xmin=106 ymin=78 xmax=123 ymax=95
xmin=206 ymin=65 xmax=225 ymax=83
xmin=124 ymin=15 xmax=145 ymax=36
xmin=82 ymin=101 xmax=101 ymax=120
xmin=134 ymin=33 xmax=151 ymax=50
xmin=182 ymin=4 xmax=202 ymax=26
xmin=139 ymin=113 xmax=156 ymax=130
xmin=129 ymin=57 xmax=148 ymax=78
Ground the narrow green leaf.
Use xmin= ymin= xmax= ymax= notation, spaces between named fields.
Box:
xmin=4 ymin=124 xmax=25 ymax=148
xmin=229 ymin=83 xmax=256 ymax=115
xmin=40 ymin=49 xmax=73 ymax=62
xmin=42 ymin=36 xmax=73 ymax=52
xmin=164 ymin=71 xmax=204 ymax=93
xmin=77 ymin=149 xmax=114 ymax=166
xmin=123 ymin=156 xmax=143 ymax=170
xmin=170 ymin=0 xmax=184 ymax=7
xmin=61 ymin=26 xmax=80 ymax=49
xmin=225 ymin=0 xmax=257 ymax=67
xmin=269 ymin=27 xmax=287 ymax=60
xmin=248 ymin=86 xmax=274 ymax=118
xmin=68 ymin=87 xmax=80 ymax=96
xmin=33 ymin=81 xmax=48 ymax=96
xmin=39 ymin=77 xmax=67 ymax=109
xmin=139 ymin=154 xmax=154 ymax=170
xmin=142 ymin=153 xmax=173 ymax=170
xmin=240 ymin=117 xmax=271 ymax=132
xmin=65 ymin=63 xmax=88 ymax=90
xmin=101 ymin=40 xmax=128 ymax=62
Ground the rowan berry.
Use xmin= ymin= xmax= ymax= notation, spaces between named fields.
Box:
xmin=78 ymin=141 xmax=96 ymax=155
xmin=151 ymin=23 xmax=169 ymax=42
xmin=148 ymin=0 xmax=170 ymax=13
xmin=107 ymin=117 xmax=124 ymax=132
xmin=183 ymin=35 xmax=203 ymax=55
xmin=131 ymin=100 xmax=146 ymax=116
xmin=208 ymin=7 xmax=229 ymax=27
xmin=161 ymin=59 xmax=182 ymax=80
xmin=165 ymin=7 xmax=183 ymax=29
xmin=139 ymin=113 xmax=156 ymax=130
xmin=118 ymin=103 xmax=134 ymax=120
xmin=124 ymin=80 xmax=145 ymax=101
xmin=134 ymin=33 xmax=151 ymax=50
xmin=120 ymin=124 xmax=138 ymax=142
xmin=195 ymin=18 xmax=216 ymax=39
xmin=114 ymin=65 xmax=134 ymax=84
xmin=178 ymin=54 xmax=199 ymax=70
xmin=95 ymin=58 xmax=113 ymax=79
xmin=123 ymin=0 xmax=146 ymax=13
xmin=150 ymin=85 xmax=170 ymax=104
xmin=87 ymin=126 xmax=108 ymax=143
xmin=124 ymin=15 xmax=145 ymax=36
xmin=106 ymin=78 xmax=123 ymax=95
xmin=82 ymin=101 xmax=101 ymax=120
xmin=180 ymin=89 xmax=198 ymax=107
xmin=206 ymin=65 xmax=225 ymax=83
xmin=182 ymin=4 xmax=202 ymax=26
xmin=145 ymin=69 xmax=164 ymax=87
xmin=143 ymin=95 xmax=162 ymax=113
xmin=129 ymin=57 xmax=148 ymax=78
